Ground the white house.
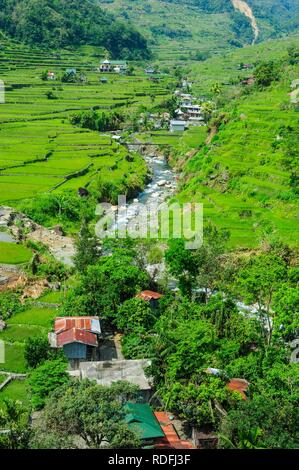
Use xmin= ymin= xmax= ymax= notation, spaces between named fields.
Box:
xmin=170 ymin=120 xmax=187 ymax=132
xmin=100 ymin=60 xmax=127 ymax=73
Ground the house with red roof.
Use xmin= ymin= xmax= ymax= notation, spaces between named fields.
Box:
xmin=136 ymin=290 xmax=163 ymax=308
xmin=49 ymin=316 xmax=101 ymax=364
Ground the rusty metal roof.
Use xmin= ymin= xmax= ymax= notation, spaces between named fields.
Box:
xmin=154 ymin=412 xmax=195 ymax=449
xmin=56 ymin=328 xmax=98 ymax=347
xmin=227 ymin=378 xmax=249 ymax=400
xmin=54 ymin=317 xmax=101 ymax=334
xmin=136 ymin=291 xmax=163 ymax=301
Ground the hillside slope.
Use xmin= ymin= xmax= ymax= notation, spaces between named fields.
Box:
xmin=0 ymin=0 xmax=150 ymax=58
xmin=101 ymin=0 xmax=299 ymax=58
xmin=173 ymin=37 xmax=299 ymax=248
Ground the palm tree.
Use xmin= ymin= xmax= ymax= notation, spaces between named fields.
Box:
xmin=201 ymin=101 xmax=215 ymax=122
xmin=210 ymin=82 xmax=221 ymax=95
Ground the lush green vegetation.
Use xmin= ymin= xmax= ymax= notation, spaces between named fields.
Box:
xmin=103 ymin=0 xmax=299 ymax=59
xmin=0 ymin=242 xmax=32 ymax=264
xmin=171 ymin=37 xmax=299 ymax=248
xmin=0 ymin=4 xmax=298 ymax=451
xmin=0 ymin=40 xmax=173 ymax=218
xmin=0 ymin=0 xmax=150 ymax=58
xmin=0 ymin=302 xmax=58 ymax=374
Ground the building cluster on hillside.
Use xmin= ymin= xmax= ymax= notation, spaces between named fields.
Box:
xmin=46 ymin=284 xmax=250 ymax=449
xmin=170 ymin=90 xmax=206 ymax=133
xmin=46 ymin=289 xmax=198 ymax=448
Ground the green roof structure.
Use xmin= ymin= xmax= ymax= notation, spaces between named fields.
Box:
xmin=124 ymin=403 xmax=165 ymax=440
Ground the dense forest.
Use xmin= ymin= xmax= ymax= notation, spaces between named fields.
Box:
xmin=0 ymin=0 xmax=150 ymax=58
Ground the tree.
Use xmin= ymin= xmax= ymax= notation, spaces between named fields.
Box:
xmin=74 ymin=218 xmax=100 ymax=273
xmin=219 ymin=364 xmax=299 ymax=449
xmin=24 ymin=336 xmax=51 ymax=369
xmin=0 ymin=399 xmax=30 ymax=450
xmin=210 ymin=82 xmax=221 ymax=95
xmin=201 ymin=101 xmax=215 ymax=122
xmin=116 ymin=297 xmax=157 ymax=332
xmin=237 ymin=253 xmax=287 ymax=345
xmin=0 ymin=291 xmax=24 ymax=321
xmin=36 ymin=380 xmax=142 ymax=449
xmin=273 ymin=285 xmax=299 ymax=340
xmin=29 ymin=358 xmax=69 ymax=410
xmin=193 ymin=224 xmax=230 ymax=302
xmin=165 ymin=239 xmax=198 ymax=297
xmin=40 ymin=70 xmax=48 ymax=81
xmin=63 ymin=250 xmax=149 ymax=320
xmin=254 ymin=62 xmax=280 ymax=88
xmin=45 ymin=91 xmax=57 ymax=100
xmin=165 ymin=224 xmax=230 ymax=300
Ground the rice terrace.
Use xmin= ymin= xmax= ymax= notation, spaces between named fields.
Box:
xmin=0 ymin=0 xmax=298 ymax=455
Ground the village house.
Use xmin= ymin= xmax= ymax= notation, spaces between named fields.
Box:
xmin=182 ymin=79 xmax=192 ymax=89
xmin=180 ymin=93 xmax=193 ymax=101
xmin=125 ymin=403 xmax=165 ymax=444
xmin=136 ymin=290 xmax=163 ymax=308
xmin=66 ymin=68 xmax=77 ymax=75
xmin=180 ymin=103 xmax=202 ymax=119
xmin=154 ymin=412 xmax=195 ymax=449
xmin=123 ymin=405 xmax=194 ymax=449
xmin=170 ymin=120 xmax=187 ymax=133
xmin=47 ymin=71 xmax=56 ymax=80
xmin=227 ymin=378 xmax=250 ymax=400
xmin=99 ymin=59 xmax=127 ymax=73
xmin=239 ymin=63 xmax=253 ymax=70
xmin=145 ymin=67 xmax=156 ymax=75
xmin=49 ymin=316 xmax=102 ymax=366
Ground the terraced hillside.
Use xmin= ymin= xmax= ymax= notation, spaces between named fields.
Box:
xmin=174 ymin=37 xmax=299 ymax=248
xmin=101 ymin=0 xmax=299 ymax=59
xmin=0 ymin=40 xmax=172 ymax=205
xmin=101 ymin=0 xmax=235 ymax=60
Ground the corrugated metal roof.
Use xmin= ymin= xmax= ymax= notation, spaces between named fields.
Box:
xmin=56 ymin=328 xmax=98 ymax=347
xmin=136 ymin=291 xmax=163 ymax=301
xmin=54 ymin=317 xmax=101 ymax=334
xmin=227 ymin=378 xmax=249 ymax=400
xmin=154 ymin=412 xmax=195 ymax=449
xmin=124 ymin=404 xmax=165 ymax=440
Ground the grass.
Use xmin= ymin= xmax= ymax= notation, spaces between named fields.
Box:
xmin=38 ymin=290 xmax=64 ymax=303
xmin=0 ymin=324 xmax=48 ymax=343
xmin=0 ymin=242 xmax=32 ymax=264
xmin=0 ymin=343 xmax=27 ymax=373
xmin=0 ymin=379 xmax=30 ymax=410
xmin=0 ymin=305 xmax=58 ymax=375
xmin=8 ymin=306 xmax=58 ymax=328
xmin=0 ymin=374 xmax=7 ymax=385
